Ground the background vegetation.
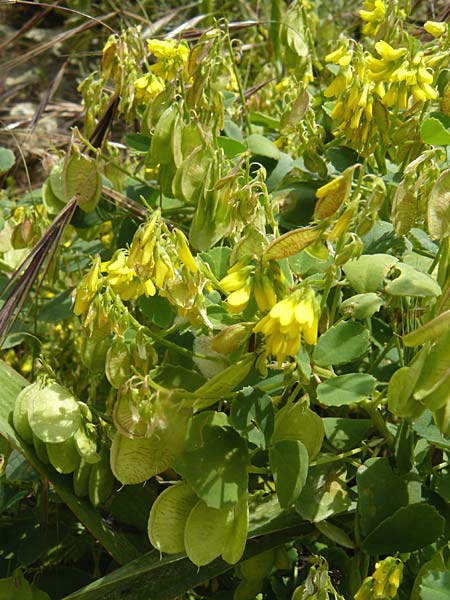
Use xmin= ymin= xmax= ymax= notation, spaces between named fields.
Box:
xmin=1 ymin=1 xmax=450 ymax=599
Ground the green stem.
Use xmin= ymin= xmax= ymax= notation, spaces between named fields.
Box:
xmin=363 ymin=398 xmax=394 ymax=446
xmin=310 ymin=446 xmax=363 ymax=467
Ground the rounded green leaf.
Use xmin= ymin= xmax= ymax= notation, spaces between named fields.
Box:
xmin=29 ymin=382 xmax=81 ymax=444
xmin=317 ymin=373 xmax=377 ymax=406
xmin=148 ymin=481 xmax=198 ymax=554
xmin=313 ymin=322 xmax=370 ymax=366
xmin=339 ymin=293 xmax=384 ymax=319
xmin=343 ymin=254 xmax=398 ymax=293
xmin=269 ymin=439 xmax=309 ymax=508
xmin=362 ymin=504 xmax=444 ymax=554
xmin=272 ymin=405 xmax=324 ymax=460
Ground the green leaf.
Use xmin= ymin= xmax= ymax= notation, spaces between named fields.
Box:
xmin=269 ymin=439 xmax=309 ymax=508
xmin=123 ymin=133 xmax=151 ymax=152
xmin=343 ymin=254 xmax=398 ymax=293
xmin=339 ymin=293 xmax=384 ymax=319
xmin=230 ymin=387 xmax=274 ymax=449
xmin=323 ymin=418 xmax=372 ymax=451
xmin=385 ymin=263 xmax=441 ymax=297
xmin=420 ymin=569 xmax=450 ymax=600
xmin=403 ymin=310 xmax=450 ymax=347
xmin=412 ymin=411 xmax=450 ymax=450
xmin=200 ymin=247 xmax=232 ymax=280
xmin=0 ymin=361 xmax=140 ymax=564
xmin=313 ymin=322 xmax=370 ymax=366
xmin=362 ymin=503 xmax=444 ymax=554
xmin=427 ymin=168 xmax=450 ymax=239
xmin=295 ymin=465 xmax=350 ymax=522
xmin=317 ymin=374 xmax=377 ymax=406
xmin=356 ymin=457 xmax=410 ymax=535
xmin=194 ymin=355 xmax=254 ymax=410
xmin=247 ymin=134 xmax=280 ymax=159
xmin=421 ymin=117 xmax=450 ymax=145
xmin=315 ymin=521 xmax=355 ymax=549
xmin=0 ymin=147 xmax=15 ymax=174
xmin=272 ymin=404 xmax=324 ymax=460
xmin=175 ymin=426 xmax=249 ymax=510
xmin=217 ymin=136 xmax=246 ymax=157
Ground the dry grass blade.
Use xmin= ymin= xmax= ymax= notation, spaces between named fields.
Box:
xmin=0 ymin=2 xmax=57 ymax=52
xmin=102 ymin=186 xmax=148 ymax=221
xmin=0 ymin=196 xmax=78 ymax=346
xmin=0 ymin=11 xmax=117 ymax=74
xmin=29 ymin=60 xmax=67 ymax=132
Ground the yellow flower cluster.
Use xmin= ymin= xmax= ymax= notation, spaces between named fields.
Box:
xmin=253 ymin=288 xmax=320 ymax=366
xmin=133 ymin=39 xmax=189 ymax=105
xmin=219 ymin=259 xmax=285 ymax=314
xmin=325 ymin=37 xmax=442 ymax=150
xmin=359 ymin=0 xmax=386 ymax=37
xmin=366 ymin=40 xmax=437 ymax=107
xmin=354 ymin=557 xmax=403 ymax=600
xmin=74 ymin=212 xmax=208 ymax=326
xmin=134 ymin=73 xmax=165 ymax=104
xmin=147 ymin=39 xmax=190 ymax=81
xmin=325 ymin=44 xmax=381 ymax=150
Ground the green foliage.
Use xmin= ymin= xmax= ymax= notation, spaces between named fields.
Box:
xmin=1 ymin=0 xmax=450 ymax=598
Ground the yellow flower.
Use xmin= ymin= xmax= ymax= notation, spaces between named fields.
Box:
xmin=74 ymin=257 xmax=101 ymax=316
xmin=220 ymin=262 xmax=254 ymax=314
xmin=359 ymin=0 xmax=386 ymax=37
xmin=147 ymin=38 xmax=189 ymax=80
xmin=134 ymin=73 xmax=165 ymax=103
xmin=253 ymin=288 xmax=319 ymax=365
xmin=102 ymin=250 xmax=153 ymax=301
xmin=424 ymin=21 xmax=447 ymax=38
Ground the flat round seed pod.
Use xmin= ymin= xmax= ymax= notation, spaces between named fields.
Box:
xmin=110 ymin=432 xmax=173 ymax=485
xmin=148 ymin=481 xmax=198 ymax=554
xmin=184 ymin=499 xmax=231 ymax=567
xmin=13 ymin=383 xmax=38 ymax=443
xmin=29 ymin=382 xmax=81 ymax=444
xmin=47 ymin=437 xmax=81 ymax=474
xmin=221 ymin=496 xmax=248 ymax=565
xmin=74 ymin=424 xmax=101 ymax=464
xmin=33 ymin=434 xmax=50 ymax=464
xmin=89 ymin=450 xmax=115 ymax=507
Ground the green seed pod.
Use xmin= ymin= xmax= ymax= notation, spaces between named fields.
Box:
xmin=74 ymin=424 xmax=100 ymax=464
xmin=88 ymin=449 xmax=115 ymax=507
xmin=29 ymin=382 xmax=81 ymax=444
xmin=73 ymin=459 xmax=92 ymax=497
xmin=47 ymin=437 xmax=81 ymax=474
xmin=184 ymin=499 xmax=232 ymax=567
xmin=33 ymin=434 xmax=50 ymax=464
xmin=13 ymin=383 xmax=38 ymax=444
xmin=148 ymin=481 xmax=198 ymax=554
xmin=80 ymin=336 xmax=110 ymax=374
xmin=105 ymin=337 xmax=131 ymax=389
